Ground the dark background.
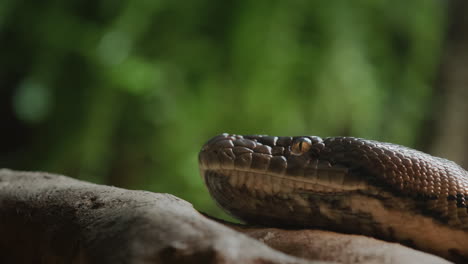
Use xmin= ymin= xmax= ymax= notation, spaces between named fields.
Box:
xmin=1 ymin=0 xmax=467 ymax=218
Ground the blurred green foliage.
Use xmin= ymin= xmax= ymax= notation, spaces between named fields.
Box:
xmin=0 ymin=0 xmax=445 ymax=218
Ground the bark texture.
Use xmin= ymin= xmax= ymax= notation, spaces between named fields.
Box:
xmin=0 ymin=169 xmax=450 ymax=264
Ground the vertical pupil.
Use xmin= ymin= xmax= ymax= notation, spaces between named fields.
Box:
xmin=299 ymin=141 xmax=303 ymax=151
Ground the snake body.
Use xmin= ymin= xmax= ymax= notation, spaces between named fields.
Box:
xmin=199 ymin=134 xmax=468 ymax=263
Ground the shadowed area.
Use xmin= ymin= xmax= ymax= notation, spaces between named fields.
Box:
xmin=0 ymin=169 xmax=452 ymax=264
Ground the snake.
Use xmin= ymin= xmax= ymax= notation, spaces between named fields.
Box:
xmin=198 ymin=133 xmax=468 ymax=263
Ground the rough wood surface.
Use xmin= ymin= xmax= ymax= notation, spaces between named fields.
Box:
xmin=0 ymin=169 xmax=451 ymax=264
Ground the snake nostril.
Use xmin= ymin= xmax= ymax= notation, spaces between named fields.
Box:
xmin=233 ymin=138 xmax=256 ymax=149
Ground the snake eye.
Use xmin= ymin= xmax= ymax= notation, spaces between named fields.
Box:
xmin=291 ymin=137 xmax=312 ymax=156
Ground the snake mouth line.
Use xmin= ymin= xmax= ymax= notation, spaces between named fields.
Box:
xmin=201 ymin=167 xmax=369 ymax=195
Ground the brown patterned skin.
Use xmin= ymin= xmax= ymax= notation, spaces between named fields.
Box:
xmin=199 ymin=134 xmax=468 ymax=263
xmin=319 ymin=137 xmax=468 ymax=229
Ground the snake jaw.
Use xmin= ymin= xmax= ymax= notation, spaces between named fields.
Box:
xmin=199 ymin=134 xmax=369 ymax=195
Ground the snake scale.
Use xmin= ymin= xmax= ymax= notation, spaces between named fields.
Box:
xmin=199 ymin=134 xmax=468 ymax=263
